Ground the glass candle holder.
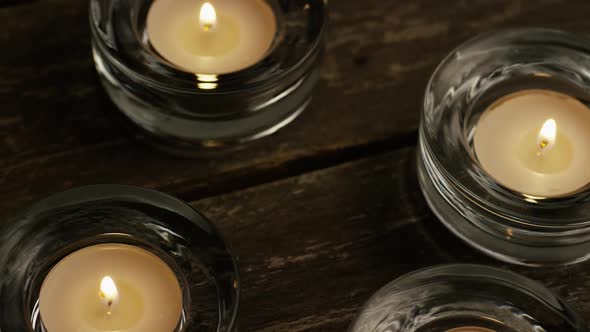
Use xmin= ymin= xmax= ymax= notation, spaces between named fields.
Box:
xmin=0 ymin=185 xmax=239 ymax=332
xmin=418 ymin=29 xmax=590 ymax=266
xmin=349 ymin=264 xmax=586 ymax=332
xmin=89 ymin=0 xmax=327 ymax=154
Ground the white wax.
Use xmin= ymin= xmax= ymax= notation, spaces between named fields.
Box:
xmin=39 ymin=244 xmax=182 ymax=332
xmin=147 ymin=0 xmax=277 ymax=74
xmin=474 ymin=89 xmax=590 ymax=198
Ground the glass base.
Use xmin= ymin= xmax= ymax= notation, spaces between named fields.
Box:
xmin=94 ymin=46 xmax=320 ymax=151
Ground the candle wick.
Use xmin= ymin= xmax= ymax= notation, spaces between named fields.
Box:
xmin=106 ymin=300 xmax=114 ymax=316
xmin=539 ymin=139 xmax=549 ymax=149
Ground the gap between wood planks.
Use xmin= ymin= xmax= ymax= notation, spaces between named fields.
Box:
xmin=172 ymin=131 xmax=417 ymax=203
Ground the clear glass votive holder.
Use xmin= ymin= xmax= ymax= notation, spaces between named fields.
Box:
xmin=418 ymin=28 xmax=590 ymax=266
xmin=89 ymin=0 xmax=327 ymax=154
xmin=0 ymin=185 xmax=239 ymax=332
xmin=349 ymin=264 xmax=586 ymax=332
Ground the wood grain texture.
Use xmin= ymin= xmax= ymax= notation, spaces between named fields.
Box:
xmin=2 ymin=0 xmax=590 ymax=217
xmin=1 ymin=1 xmax=590 ymax=330
xmin=193 ymin=148 xmax=590 ymax=331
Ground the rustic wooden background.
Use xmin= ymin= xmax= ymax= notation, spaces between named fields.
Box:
xmin=1 ymin=0 xmax=590 ymax=330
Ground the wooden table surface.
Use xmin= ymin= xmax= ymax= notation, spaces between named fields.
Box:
xmin=2 ymin=0 xmax=590 ymax=331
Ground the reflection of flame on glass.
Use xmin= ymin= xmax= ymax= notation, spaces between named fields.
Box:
xmin=199 ymin=2 xmax=217 ymax=32
xmin=537 ymin=118 xmax=557 ymax=150
xmin=99 ymin=276 xmax=120 ymax=314
xmin=197 ymin=74 xmax=218 ymax=90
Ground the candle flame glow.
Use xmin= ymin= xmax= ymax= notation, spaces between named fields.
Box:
xmin=196 ymin=74 xmax=218 ymax=90
xmin=199 ymin=2 xmax=217 ymax=32
xmin=99 ymin=276 xmax=120 ymax=314
xmin=537 ymin=118 xmax=557 ymax=150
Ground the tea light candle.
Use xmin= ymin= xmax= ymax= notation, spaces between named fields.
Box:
xmin=474 ymin=89 xmax=590 ymax=198
xmin=39 ymin=244 xmax=182 ymax=332
xmin=147 ymin=0 xmax=277 ymax=74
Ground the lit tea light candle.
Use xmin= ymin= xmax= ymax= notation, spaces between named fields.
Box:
xmin=147 ymin=0 xmax=277 ymax=74
xmin=39 ymin=244 xmax=182 ymax=332
xmin=474 ymin=89 xmax=590 ymax=198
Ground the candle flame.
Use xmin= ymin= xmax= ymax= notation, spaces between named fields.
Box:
xmin=537 ymin=118 xmax=557 ymax=150
xmin=99 ymin=276 xmax=119 ymax=314
xmin=199 ymin=2 xmax=217 ymax=32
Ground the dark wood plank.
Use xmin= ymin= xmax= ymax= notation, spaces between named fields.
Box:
xmin=2 ymin=0 xmax=590 ymax=215
xmin=193 ymin=148 xmax=590 ymax=331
